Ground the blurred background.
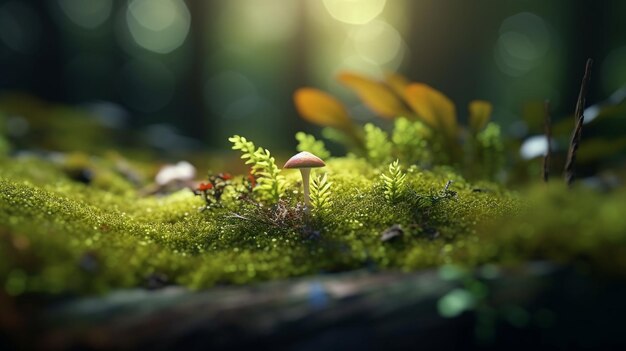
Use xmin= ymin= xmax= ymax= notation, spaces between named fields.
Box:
xmin=0 ymin=0 xmax=625 ymax=154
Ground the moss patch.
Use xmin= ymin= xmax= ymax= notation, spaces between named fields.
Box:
xmin=0 ymin=153 xmax=516 ymax=295
xmin=1 ymin=152 xmax=625 ymax=296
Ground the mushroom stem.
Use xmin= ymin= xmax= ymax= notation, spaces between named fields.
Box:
xmin=300 ymin=168 xmax=311 ymax=212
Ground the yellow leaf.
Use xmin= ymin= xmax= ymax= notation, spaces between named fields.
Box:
xmin=293 ymin=88 xmax=352 ymax=130
xmin=468 ymin=100 xmax=493 ymax=133
xmin=337 ymin=72 xmax=409 ymax=119
xmin=404 ymin=83 xmax=457 ymax=136
xmin=384 ymin=72 xmax=410 ymax=99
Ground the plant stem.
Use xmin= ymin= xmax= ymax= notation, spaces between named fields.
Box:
xmin=300 ymin=168 xmax=311 ymax=212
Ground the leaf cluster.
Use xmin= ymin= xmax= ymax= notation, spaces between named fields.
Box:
xmin=229 ymin=135 xmax=285 ymax=204
xmin=293 ymin=72 xmax=506 ymax=180
xmin=364 ymin=123 xmax=393 ymax=165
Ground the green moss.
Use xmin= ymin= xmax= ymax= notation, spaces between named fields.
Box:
xmin=1 ymin=149 xmax=624 ymax=296
xmin=467 ymin=183 xmax=626 ymax=275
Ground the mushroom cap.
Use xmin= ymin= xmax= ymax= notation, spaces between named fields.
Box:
xmin=283 ymin=151 xmax=325 ymax=169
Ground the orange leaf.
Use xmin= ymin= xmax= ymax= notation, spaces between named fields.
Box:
xmin=337 ymin=72 xmax=409 ymax=119
xmin=293 ymin=88 xmax=352 ymax=130
xmin=384 ymin=72 xmax=410 ymax=99
xmin=468 ymin=100 xmax=492 ymax=133
xmin=404 ymin=83 xmax=457 ymax=136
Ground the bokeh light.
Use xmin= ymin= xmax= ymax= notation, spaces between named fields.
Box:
xmin=322 ymin=0 xmax=386 ymax=25
xmin=228 ymin=0 xmax=299 ymax=43
xmin=306 ymin=0 xmax=407 ymax=93
xmin=57 ymin=0 xmax=113 ymax=29
xmin=125 ymin=0 xmax=190 ymax=54
xmin=351 ymin=19 xmax=405 ymax=66
xmin=0 ymin=0 xmax=620 ymax=152
xmin=495 ymin=12 xmax=551 ymax=77
xmin=520 ymin=135 xmax=552 ymax=160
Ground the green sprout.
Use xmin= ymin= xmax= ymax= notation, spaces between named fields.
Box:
xmin=381 ymin=159 xmax=407 ymax=203
xmin=310 ymin=173 xmax=332 ymax=214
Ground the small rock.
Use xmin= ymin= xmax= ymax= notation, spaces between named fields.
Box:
xmin=381 ymin=224 xmax=403 ymax=242
xmin=155 ymin=161 xmax=196 ymax=186
xmin=68 ymin=168 xmax=93 ymax=184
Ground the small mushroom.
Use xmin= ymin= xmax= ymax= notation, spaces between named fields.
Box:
xmin=283 ymin=151 xmax=325 ymax=212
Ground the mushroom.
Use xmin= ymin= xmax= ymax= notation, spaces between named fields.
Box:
xmin=283 ymin=151 xmax=326 ymax=212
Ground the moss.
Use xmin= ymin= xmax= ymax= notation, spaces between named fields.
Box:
xmin=1 ymin=150 xmax=624 ymax=296
xmin=0 ymin=152 xmax=515 ymax=295
xmin=467 ymin=183 xmax=626 ymax=275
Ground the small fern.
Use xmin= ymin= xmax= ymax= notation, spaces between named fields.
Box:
xmin=252 ymin=148 xmax=285 ymax=203
xmin=381 ymin=159 xmax=406 ymax=203
xmin=310 ymin=173 xmax=332 ymax=214
xmin=229 ymin=135 xmax=257 ymax=165
xmin=229 ymin=135 xmax=285 ymax=204
xmin=364 ymin=123 xmax=393 ymax=165
xmin=295 ymin=132 xmax=331 ymax=160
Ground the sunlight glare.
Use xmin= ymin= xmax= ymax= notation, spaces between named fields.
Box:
xmin=322 ymin=0 xmax=386 ymax=25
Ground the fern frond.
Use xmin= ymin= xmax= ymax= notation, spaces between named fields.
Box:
xmin=251 ymin=147 xmax=285 ymax=203
xmin=310 ymin=173 xmax=332 ymax=214
xmin=229 ymin=135 xmax=258 ymax=165
xmin=229 ymin=136 xmax=285 ymax=204
xmin=382 ymin=159 xmax=406 ymax=203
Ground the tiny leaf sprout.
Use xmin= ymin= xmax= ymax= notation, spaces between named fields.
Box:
xmin=310 ymin=173 xmax=332 ymax=214
xmin=381 ymin=159 xmax=406 ymax=203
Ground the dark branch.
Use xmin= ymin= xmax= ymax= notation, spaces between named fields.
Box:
xmin=564 ymin=58 xmax=593 ymax=187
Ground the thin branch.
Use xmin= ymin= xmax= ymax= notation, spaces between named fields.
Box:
xmin=227 ymin=213 xmax=249 ymax=221
xmin=542 ymin=100 xmax=552 ymax=183
xmin=564 ymin=58 xmax=593 ymax=187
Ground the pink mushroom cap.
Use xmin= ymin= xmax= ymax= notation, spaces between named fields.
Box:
xmin=283 ymin=151 xmax=325 ymax=169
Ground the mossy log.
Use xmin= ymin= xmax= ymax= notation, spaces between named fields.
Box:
xmin=3 ymin=263 xmax=626 ymax=350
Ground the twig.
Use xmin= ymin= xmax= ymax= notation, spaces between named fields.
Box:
xmin=542 ymin=100 xmax=552 ymax=183
xmin=228 ymin=213 xmax=249 ymax=221
xmin=564 ymin=58 xmax=593 ymax=187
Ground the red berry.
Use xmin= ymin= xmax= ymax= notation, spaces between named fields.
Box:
xmin=198 ymin=182 xmax=213 ymax=191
